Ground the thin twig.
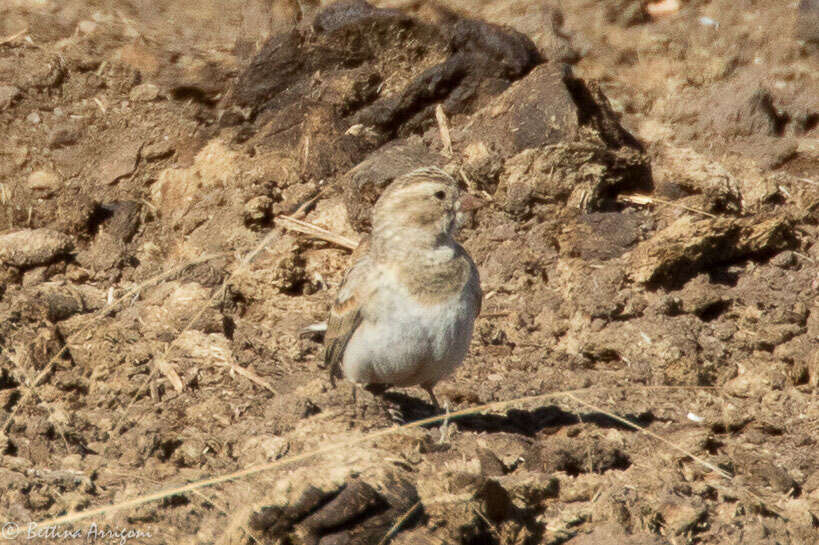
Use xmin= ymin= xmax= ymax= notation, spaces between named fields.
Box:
xmin=291 ymin=191 xmax=323 ymax=219
xmin=277 ymin=215 xmax=359 ymax=250
xmin=113 ymin=230 xmax=281 ymax=432
xmin=38 ymin=385 xmax=747 ymax=528
xmin=618 ymin=194 xmax=717 ymax=219
xmin=435 ymin=104 xmax=452 ymax=157
xmin=565 ymin=393 xmax=730 ymax=478
xmin=0 ymin=27 xmax=28 ymax=45
xmin=189 ymin=490 xmax=265 ymax=545
xmin=479 ymin=312 xmax=509 ymax=319
xmin=377 ymin=500 xmax=421 ymax=545
xmin=110 ymin=471 xmax=264 ymax=544
xmin=472 ymin=506 xmax=501 ymax=539
xmin=564 ymin=393 xmax=782 ymax=517
xmin=2 ymin=253 xmax=229 ymax=433
xmin=218 ymin=358 xmax=278 ymax=395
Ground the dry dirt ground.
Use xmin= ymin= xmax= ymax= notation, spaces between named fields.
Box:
xmin=1 ymin=0 xmax=818 ymax=544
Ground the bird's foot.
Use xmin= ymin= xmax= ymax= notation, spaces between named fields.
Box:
xmin=384 ymin=403 xmax=406 ymax=424
xmin=351 ymin=383 xmax=404 ymax=423
xmin=372 ymin=388 xmax=405 ymax=424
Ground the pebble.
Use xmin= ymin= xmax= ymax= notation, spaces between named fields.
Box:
xmin=646 ymin=0 xmax=680 ymax=18
xmin=0 ymin=85 xmax=20 ymax=110
xmin=0 ymin=228 xmax=74 ymax=268
xmin=77 ymin=20 xmax=97 ymax=34
xmin=96 ymin=140 xmax=142 ymax=185
xmin=142 ymin=140 xmax=174 ymax=161
xmin=771 ymin=250 xmax=796 ymax=269
xmin=798 ymin=0 xmax=819 ymax=43
xmin=26 ymin=111 xmax=41 ymax=124
xmin=26 ymin=170 xmax=61 ymax=193
xmin=129 ymin=83 xmax=159 ymax=102
xmin=27 ymin=57 xmax=65 ymax=89
xmin=243 ymin=196 xmax=273 ymax=227
xmin=47 ymin=127 xmax=79 ymax=148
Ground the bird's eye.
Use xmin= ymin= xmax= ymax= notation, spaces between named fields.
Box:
xmin=433 ymin=190 xmax=446 ymax=200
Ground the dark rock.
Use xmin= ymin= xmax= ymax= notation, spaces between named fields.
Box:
xmin=142 ymin=140 xmax=175 ymax=161
xmin=312 ymin=0 xmax=406 ymax=32
xmin=450 ymin=17 xmax=541 ymax=79
xmin=526 ymin=436 xmax=632 ymax=475
xmin=560 ymin=212 xmax=643 ymax=260
xmin=342 ymin=137 xmax=445 ymax=230
xmin=353 ymin=17 xmax=541 ymax=137
xmin=797 ymin=0 xmax=819 ymax=44
xmin=486 ymin=4 xmax=577 ymax=64
xmin=477 ymin=479 xmax=512 ymax=522
xmin=477 ymin=447 xmax=506 ymax=477
xmin=244 ymin=196 xmax=273 ymax=229
xmin=95 ymin=140 xmax=142 ymax=186
xmin=93 ymin=201 xmax=142 ymax=243
xmin=462 ymin=63 xmax=579 ymax=157
xmin=226 ymin=0 xmax=543 ymax=181
xmin=47 ymin=127 xmax=80 ymax=149
xmin=229 ymin=2 xmax=432 ymax=119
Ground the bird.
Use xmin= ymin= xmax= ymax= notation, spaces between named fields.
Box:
xmin=322 ymin=166 xmax=482 ymax=412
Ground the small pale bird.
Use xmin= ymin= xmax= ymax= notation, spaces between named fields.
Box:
xmin=323 ymin=166 xmax=482 ymax=410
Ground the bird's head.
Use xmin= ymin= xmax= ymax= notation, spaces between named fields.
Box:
xmin=372 ymin=167 xmax=461 ymax=239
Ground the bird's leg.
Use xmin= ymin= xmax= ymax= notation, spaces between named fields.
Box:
xmin=422 ymin=384 xmax=441 ymax=412
xmin=352 ymin=383 xmax=363 ymax=418
xmin=423 ymin=384 xmax=451 ymax=441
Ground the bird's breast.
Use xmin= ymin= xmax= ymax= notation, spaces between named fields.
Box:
xmin=394 ymin=253 xmax=472 ymax=307
xmin=342 ymin=276 xmax=477 ymax=387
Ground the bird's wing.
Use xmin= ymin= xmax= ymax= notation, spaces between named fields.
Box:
xmin=324 ymin=237 xmax=374 ymax=386
xmin=457 ymin=242 xmax=483 ymax=317
xmin=471 ymin=259 xmax=482 ymax=316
